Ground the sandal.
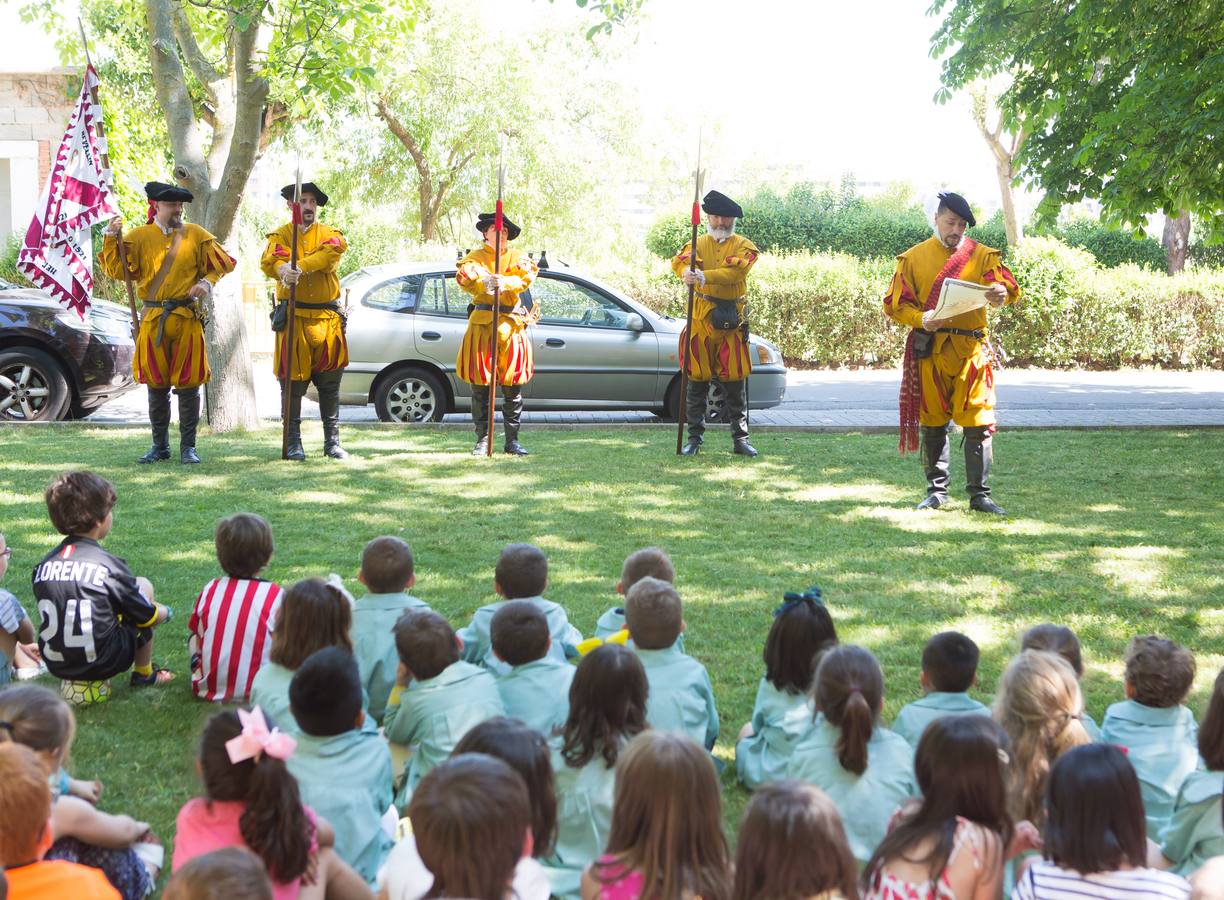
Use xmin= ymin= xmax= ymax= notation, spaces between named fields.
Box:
xmin=130 ymin=665 xmax=175 ymax=687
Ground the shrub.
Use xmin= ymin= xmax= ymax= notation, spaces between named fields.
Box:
xmin=1058 ymin=220 xmax=1166 ymax=270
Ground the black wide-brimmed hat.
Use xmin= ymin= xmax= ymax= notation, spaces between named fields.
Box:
xmin=476 ymin=212 xmax=521 ymax=241
xmin=281 ymin=182 xmax=329 ymax=205
xmin=702 ymin=190 xmax=743 ymax=218
xmin=936 ymin=191 xmax=976 ymax=227
xmin=145 ymin=181 xmax=193 ymax=202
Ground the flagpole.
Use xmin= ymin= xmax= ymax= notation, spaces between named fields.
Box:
xmin=78 ymin=18 xmax=139 ymax=337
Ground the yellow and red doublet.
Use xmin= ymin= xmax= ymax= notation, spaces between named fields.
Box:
xmin=260 ymin=222 xmax=349 ymax=382
xmin=671 ymin=234 xmax=760 ymax=382
xmin=455 ymin=246 xmax=539 ymax=387
xmin=884 ymin=236 xmax=1021 ymax=438
xmin=100 ymin=223 xmax=235 ymax=390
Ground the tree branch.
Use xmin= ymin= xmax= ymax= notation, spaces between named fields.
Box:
xmin=171 ymin=1 xmax=224 ymax=96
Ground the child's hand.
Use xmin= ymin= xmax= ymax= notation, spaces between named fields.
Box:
xmin=68 ymin=778 xmax=103 ymax=804
xmin=18 ymin=642 xmax=40 ymax=662
xmin=1008 ymin=820 xmax=1043 ymax=859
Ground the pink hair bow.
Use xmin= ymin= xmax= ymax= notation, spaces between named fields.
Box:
xmin=225 ymin=707 xmax=297 ymax=764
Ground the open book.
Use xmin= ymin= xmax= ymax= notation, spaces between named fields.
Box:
xmin=931 ymin=278 xmax=989 ymax=320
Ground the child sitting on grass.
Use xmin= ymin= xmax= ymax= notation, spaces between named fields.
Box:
xmin=1020 ymin=623 xmax=1102 ymax=739
xmin=31 ymin=471 xmax=173 ymax=694
xmin=250 ymin=577 xmax=357 ymax=731
xmin=0 ymin=684 xmax=162 ymax=899
xmin=736 ymin=587 xmax=835 ymax=790
xmin=492 ymin=600 xmax=575 ymax=736
xmin=190 ymin=513 xmax=283 ymax=703
xmin=351 ymin=536 xmax=430 ymax=724
xmin=625 ymin=577 xmax=718 ymax=750
xmin=0 ymin=742 xmax=119 ymax=900
xmin=173 ymin=709 xmax=372 ymax=900
xmin=1101 ymin=635 xmax=1200 ymax=839
xmin=287 ymin=647 xmax=394 ymax=887
xmin=384 ymin=609 xmax=504 ymax=807
xmin=593 ymin=547 xmax=676 ymax=641
xmin=581 ymin=731 xmax=731 ymax=900
xmin=892 ymin=631 xmax=990 ymax=747
xmin=786 ymin=644 xmax=916 ymax=866
xmin=458 ymin=544 xmax=581 ymax=675
xmin=163 ymin=848 xmax=273 ymax=900
xmin=0 ymin=530 xmax=40 ymax=684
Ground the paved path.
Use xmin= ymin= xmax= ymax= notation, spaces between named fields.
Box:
xmin=90 ymin=367 xmax=1224 ymax=430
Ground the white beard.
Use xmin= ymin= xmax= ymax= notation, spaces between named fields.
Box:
xmin=708 ymin=223 xmax=736 ymax=241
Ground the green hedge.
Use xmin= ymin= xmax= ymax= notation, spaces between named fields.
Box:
xmin=605 ymin=237 xmax=1224 ymax=369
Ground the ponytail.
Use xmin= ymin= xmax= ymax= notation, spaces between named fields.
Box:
xmin=813 ymin=646 xmax=883 ymax=777
xmin=198 ymin=710 xmax=314 ymax=884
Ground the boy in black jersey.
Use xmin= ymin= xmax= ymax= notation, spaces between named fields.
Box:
xmin=31 ymin=472 xmax=174 ymax=687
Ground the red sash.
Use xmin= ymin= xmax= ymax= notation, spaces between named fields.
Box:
xmin=898 ymin=238 xmax=977 ymax=453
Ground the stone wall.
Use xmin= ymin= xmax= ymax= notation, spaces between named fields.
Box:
xmin=0 ymin=69 xmax=78 ymax=185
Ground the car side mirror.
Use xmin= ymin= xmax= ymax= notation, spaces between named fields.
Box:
xmin=625 ymin=313 xmax=645 ymax=332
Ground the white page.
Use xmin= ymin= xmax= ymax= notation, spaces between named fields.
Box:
xmin=931 ymin=278 xmax=989 ymax=320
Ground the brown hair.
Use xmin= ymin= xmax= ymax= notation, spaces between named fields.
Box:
xmin=215 ymin=514 xmax=273 ymax=580
xmin=814 ymin=645 xmax=883 ymax=776
xmin=198 ymin=710 xmax=314 ymax=884
xmin=410 ymin=753 xmax=530 ymax=900
xmin=620 ymin=548 xmax=675 ymax=592
xmin=361 ymin=536 xmax=414 ymax=593
xmin=1125 ymin=635 xmax=1195 ymax=708
xmin=597 ymin=731 xmax=730 ymax=900
xmin=162 ymin=847 xmax=273 ymax=900
xmin=561 ymin=644 xmax=649 ymax=769
xmin=764 ymin=597 xmax=837 ymax=695
xmin=863 ymin=716 xmax=1012 ymax=895
xmin=993 ymin=650 xmax=1092 ymax=826
xmin=624 ymin=577 xmax=683 ymax=650
xmin=921 ymin=631 xmax=980 ymax=693
xmin=1199 ymin=667 xmax=1224 ymax=770
xmin=0 ymin=684 xmax=75 ymax=759
xmin=490 ymin=600 xmax=550 ymax=666
xmin=268 ymin=578 xmax=352 ymax=669
xmin=453 ymin=717 xmax=557 ymax=857
xmin=0 ymin=743 xmax=52 ymax=865
xmin=1021 ymin=624 xmax=1084 ymax=677
xmin=733 ymin=781 xmax=858 ymax=900
xmin=1044 ymin=744 xmax=1148 ymax=875
xmin=44 ymin=471 xmax=115 ymax=535
xmin=394 ymin=609 xmax=458 ymax=680
xmin=495 ymin=543 xmax=548 ymax=599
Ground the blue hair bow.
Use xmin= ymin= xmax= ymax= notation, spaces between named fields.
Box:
xmin=774 ymin=585 xmax=823 ymax=617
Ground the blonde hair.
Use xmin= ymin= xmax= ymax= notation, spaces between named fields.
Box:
xmin=0 ymin=743 xmax=52 ymax=864
xmin=992 ymin=650 xmax=1091 ymax=825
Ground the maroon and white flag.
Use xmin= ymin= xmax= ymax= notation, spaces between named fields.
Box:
xmin=17 ymin=65 xmax=119 ymax=318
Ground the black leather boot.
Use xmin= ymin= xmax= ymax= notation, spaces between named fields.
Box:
xmin=138 ymin=388 xmax=172 ymax=463
xmin=280 ymin=380 xmax=306 ymax=461
xmin=726 ymin=379 xmax=758 ymax=457
xmin=681 ymin=380 xmax=708 ymax=455
xmin=502 ymin=385 xmax=528 ymax=455
xmin=177 ymin=387 xmax=202 ymax=464
xmin=965 ymin=425 xmax=1006 ymax=515
xmin=916 ymin=424 xmax=950 ymax=509
xmin=316 ymin=370 xmax=349 ymax=459
xmin=471 ymin=385 xmax=490 ymax=455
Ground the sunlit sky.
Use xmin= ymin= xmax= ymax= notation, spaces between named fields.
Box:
xmin=0 ymin=0 xmax=1015 ymax=211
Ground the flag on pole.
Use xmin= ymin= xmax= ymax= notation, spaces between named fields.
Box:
xmin=17 ymin=65 xmax=119 ymax=318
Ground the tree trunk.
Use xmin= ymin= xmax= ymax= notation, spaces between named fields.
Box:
xmin=1162 ymin=210 xmax=1191 ymax=275
xmin=994 ymin=158 xmax=1022 ymax=246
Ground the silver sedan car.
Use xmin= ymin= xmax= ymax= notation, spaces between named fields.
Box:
xmin=328 ymin=260 xmax=787 ymax=422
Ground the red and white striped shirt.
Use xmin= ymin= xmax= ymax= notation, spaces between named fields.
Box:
xmin=189 ymin=577 xmax=283 ymax=703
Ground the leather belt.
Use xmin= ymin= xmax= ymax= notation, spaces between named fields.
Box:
xmin=937 ymin=327 xmax=986 ymax=340
xmin=471 ymin=303 xmax=516 ymax=312
xmin=292 ymin=300 xmax=341 ymax=311
xmin=143 ymin=299 xmax=196 ymax=347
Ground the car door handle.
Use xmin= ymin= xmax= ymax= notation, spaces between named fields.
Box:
xmin=421 ymin=331 xmax=442 ymax=341
xmin=545 ymin=338 xmax=565 ymax=348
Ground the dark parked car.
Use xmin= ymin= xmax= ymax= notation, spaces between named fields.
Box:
xmin=0 ymin=279 xmax=138 ymax=421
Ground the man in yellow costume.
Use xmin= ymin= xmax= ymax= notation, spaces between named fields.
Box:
xmin=455 ymin=212 xmax=539 ymax=456
xmin=101 ymin=181 xmax=236 ymax=464
xmin=260 ymin=181 xmax=350 ymax=460
xmin=883 ymin=191 xmax=1021 ymax=515
xmin=672 ymin=190 xmax=761 ymax=457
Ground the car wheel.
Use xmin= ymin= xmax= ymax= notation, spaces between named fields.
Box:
xmin=0 ymin=347 xmax=71 ymax=422
xmin=374 ymin=367 xmax=447 ymax=423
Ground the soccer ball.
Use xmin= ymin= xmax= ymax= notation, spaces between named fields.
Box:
xmin=58 ymin=679 xmax=111 ymax=706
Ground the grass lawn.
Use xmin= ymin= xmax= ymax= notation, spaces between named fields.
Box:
xmin=0 ymin=424 xmax=1221 ymax=870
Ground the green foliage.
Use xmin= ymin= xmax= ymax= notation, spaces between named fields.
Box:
xmin=930 ymin=0 xmax=1224 ymax=241
xmin=0 ymin=234 xmax=25 ymax=286
xmin=1059 ymin=220 xmax=1167 ymax=271
xmin=607 ymin=239 xmax=1224 ymax=369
